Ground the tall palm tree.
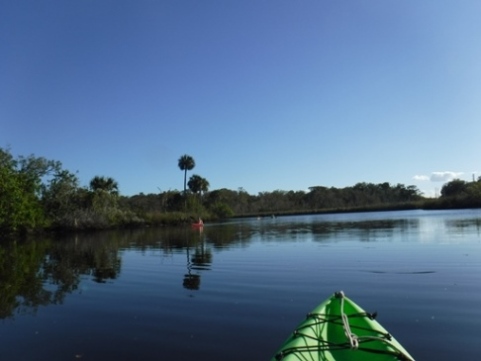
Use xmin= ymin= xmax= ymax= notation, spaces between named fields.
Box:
xmin=178 ymin=154 xmax=195 ymax=195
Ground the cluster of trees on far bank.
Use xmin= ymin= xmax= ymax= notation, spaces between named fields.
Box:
xmin=1 ymin=147 xmax=481 ymax=235
xmin=428 ymin=178 xmax=481 ymax=209
xmin=0 ymin=147 xmax=142 ymax=234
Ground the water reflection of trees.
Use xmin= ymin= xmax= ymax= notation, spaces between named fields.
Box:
xmin=311 ymin=219 xmax=419 ymax=242
xmin=0 ymin=216 xmax=422 ymax=318
xmin=45 ymin=234 xmax=122 ymax=285
xmin=183 ymin=240 xmax=201 ymax=290
xmin=182 ymin=228 xmax=213 ymax=290
xmin=0 ymin=239 xmax=51 ymax=318
xmin=204 ymin=223 xmax=255 ymax=249
xmin=182 ymin=239 xmax=212 ymax=290
xmin=0 ymin=232 xmax=123 ymax=319
xmin=0 ymin=227 xmax=219 ymax=318
xmin=223 ymin=218 xmax=420 ymax=243
xmin=445 ymin=218 xmax=481 ymax=230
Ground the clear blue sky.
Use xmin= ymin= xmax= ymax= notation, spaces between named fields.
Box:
xmin=2 ymin=1 xmax=480 ymax=197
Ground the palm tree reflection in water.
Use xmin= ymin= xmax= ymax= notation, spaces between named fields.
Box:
xmin=183 ymin=228 xmax=211 ymax=291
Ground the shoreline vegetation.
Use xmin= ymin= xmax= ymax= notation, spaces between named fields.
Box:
xmin=2 ymin=148 xmax=481 ymax=237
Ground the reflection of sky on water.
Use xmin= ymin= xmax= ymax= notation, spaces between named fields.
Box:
xmin=417 ymin=210 xmax=481 ymax=243
xmin=232 ymin=209 xmax=481 ymax=245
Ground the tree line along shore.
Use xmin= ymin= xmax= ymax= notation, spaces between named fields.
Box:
xmin=1 ymin=148 xmax=480 ymax=236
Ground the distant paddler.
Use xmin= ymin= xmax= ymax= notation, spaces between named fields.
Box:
xmin=192 ymin=217 xmax=204 ymax=228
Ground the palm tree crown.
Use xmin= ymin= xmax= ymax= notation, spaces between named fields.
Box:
xmin=89 ymin=176 xmax=119 ymax=195
xmin=187 ymin=174 xmax=210 ymax=196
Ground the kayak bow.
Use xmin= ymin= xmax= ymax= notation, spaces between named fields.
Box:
xmin=271 ymin=291 xmax=415 ymax=361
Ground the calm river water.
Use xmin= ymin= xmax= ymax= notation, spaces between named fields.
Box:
xmin=1 ymin=209 xmax=480 ymax=360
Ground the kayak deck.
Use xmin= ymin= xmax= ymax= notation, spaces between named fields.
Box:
xmin=272 ymin=291 xmax=414 ymax=361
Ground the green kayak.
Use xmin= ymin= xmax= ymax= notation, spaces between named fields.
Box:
xmin=271 ymin=291 xmax=415 ymax=361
